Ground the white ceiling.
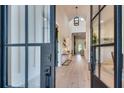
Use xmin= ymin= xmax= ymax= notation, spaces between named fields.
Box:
xmin=56 ymin=5 xmax=114 ymax=22
xmin=101 ymin=6 xmax=114 ymax=23
xmin=56 ymin=5 xmax=114 ymax=33
xmin=56 ymin=5 xmax=90 ymax=21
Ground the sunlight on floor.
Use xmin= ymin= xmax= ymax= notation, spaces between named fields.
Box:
xmin=76 ymin=54 xmax=82 ymax=63
xmin=56 ymin=55 xmax=90 ymax=88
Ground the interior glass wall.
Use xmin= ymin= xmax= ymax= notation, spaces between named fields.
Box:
xmin=92 ymin=5 xmax=114 ymax=88
xmin=100 ymin=6 xmax=114 ymax=88
xmin=92 ymin=15 xmax=99 ymax=77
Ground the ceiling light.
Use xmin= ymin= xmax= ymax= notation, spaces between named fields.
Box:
xmin=100 ymin=20 xmax=104 ymax=23
xmin=74 ymin=16 xmax=79 ymax=26
xmin=74 ymin=6 xmax=79 ymax=26
xmin=80 ymin=18 xmax=84 ymax=21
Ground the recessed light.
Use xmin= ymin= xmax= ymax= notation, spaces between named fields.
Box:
xmin=80 ymin=18 xmax=84 ymax=21
xmin=100 ymin=20 xmax=104 ymax=23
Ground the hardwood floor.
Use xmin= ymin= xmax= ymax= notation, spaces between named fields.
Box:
xmin=56 ymin=54 xmax=90 ymax=88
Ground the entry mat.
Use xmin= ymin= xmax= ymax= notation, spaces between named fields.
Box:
xmin=62 ymin=60 xmax=71 ymax=66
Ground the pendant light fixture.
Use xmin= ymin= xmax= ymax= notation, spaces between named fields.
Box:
xmin=74 ymin=6 xmax=79 ymax=26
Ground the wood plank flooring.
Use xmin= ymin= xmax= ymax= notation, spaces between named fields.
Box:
xmin=56 ymin=54 xmax=90 ymax=88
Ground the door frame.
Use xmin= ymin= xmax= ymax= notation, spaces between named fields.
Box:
xmin=90 ymin=5 xmax=123 ymax=88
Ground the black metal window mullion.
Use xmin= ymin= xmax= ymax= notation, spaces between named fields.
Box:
xmin=0 ymin=5 xmax=8 ymax=88
xmin=91 ymin=5 xmax=106 ymax=21
xmin=4 ymin=5 xmax=8 ymax=87
xmin=98 ymin=5 xmax=101 ymax=79
xmin=90 ymin=5 xmax=94 ymax=88
xmin=5 ymin=5 xmax=9 ymax=87
xmin=25 ymin=5 xmax=28 ymax=88
xmin=114 ymin=5 xmax=122 ymax=88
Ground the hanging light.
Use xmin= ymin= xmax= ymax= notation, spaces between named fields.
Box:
xmin=74 ymin=6 xmax=79 ymax=26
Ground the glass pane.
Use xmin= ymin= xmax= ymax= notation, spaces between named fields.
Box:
xmin=44 ymin=5 xmax=50 ymax=43
xmin=92 ymin=5 xmax=99 ymax=18
xmin=100 ymin=6 xmax=114 ymax=44
xmin=8 ymin=47 xmax=25 ymax=87
xmin=100 ymin=46 xmax=114 ymax=88
xmin=8 ymin=6 xmax=25 ymax=44
xmin=28 ymin=47 xmax=40 ymax=88
xmin=95 ymin=47 xmax=99 ymax=77
xmin=28 ymin=5 xmax=50 ymax=43
xmin=92 ymin=16 xmax=99 ymax=77
xmin=28 ymin=6 xmax=43 ymax=43
xmin=93 ymin=16 xmax=99 ymax=45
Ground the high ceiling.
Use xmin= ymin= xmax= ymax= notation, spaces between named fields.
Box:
xmin=56 ymin=5 xmax=90 ymax=21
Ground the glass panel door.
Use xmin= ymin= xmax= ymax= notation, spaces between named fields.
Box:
xmin=4 ymin=5 xmax=55 ymax=88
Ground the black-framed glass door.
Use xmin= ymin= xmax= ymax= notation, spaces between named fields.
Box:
xmin=0 ymin=5 xmax=55 ymax=88
xmin=90 ymin=5 xmax=123 ymax=88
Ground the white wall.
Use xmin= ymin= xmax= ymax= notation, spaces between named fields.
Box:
xmin=56 ymin=6 xmax=72 ymax=66
xmin=69 ymin=17 xmax=86 ymax=33
xmin=85 ymin=11 xmax=90 ymax=62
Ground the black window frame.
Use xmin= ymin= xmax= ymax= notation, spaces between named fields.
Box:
xmin=90 ymin=5 xmax=123 ymax=88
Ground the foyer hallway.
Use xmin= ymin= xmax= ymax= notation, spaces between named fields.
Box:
xmin=56 ymin=55 xmax=90 ymax=88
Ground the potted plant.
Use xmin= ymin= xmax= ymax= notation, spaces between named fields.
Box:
xmin=92 ymin=33 xmax=97 ymax=45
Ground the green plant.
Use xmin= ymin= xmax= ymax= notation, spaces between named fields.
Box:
xmin=92 ymin=33 xmax=97 ymax=44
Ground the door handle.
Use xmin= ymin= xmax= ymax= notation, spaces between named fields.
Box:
xmin=44 ymin=66 xmax=51 ymax=88
xmin=44 ymin=66 xmax=51 ymax=75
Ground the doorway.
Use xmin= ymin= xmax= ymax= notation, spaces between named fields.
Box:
xmin=0 ymin=5 xmax=123 ymax=88
xmin=55 ymin=5 xmax=90 ymax=88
